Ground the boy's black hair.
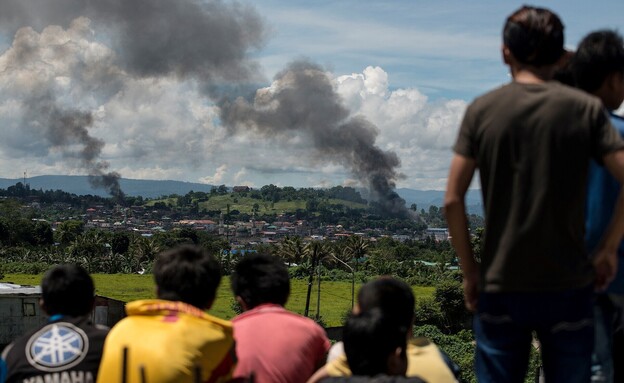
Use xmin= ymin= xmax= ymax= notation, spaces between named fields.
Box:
xmin=343 ymin=308 xmax=408 ymax=376
xmin=231 ymin=253 xmax=290 ymax=309
xmin=41 ymin=264 xmax=95 ymax=317
xmin=153 ymin=245 xmax=222 ymax=309
xmin=357 ymin=277 xmax=415 ymax=329
xmin=503 ymin=5 xmax=565 ymax=67
xmin=572 ymin=30 xmax=624 ymax=92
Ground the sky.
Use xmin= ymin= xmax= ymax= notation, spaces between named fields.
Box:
xmin=0 ymin=0 xmax=623 ymax=195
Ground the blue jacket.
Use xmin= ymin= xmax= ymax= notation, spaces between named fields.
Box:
xmin=586 ymin=113 xmax=624 ymax=293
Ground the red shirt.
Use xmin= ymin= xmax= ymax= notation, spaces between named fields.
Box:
xmin=232 ymin=304 xmax=330 ymax=383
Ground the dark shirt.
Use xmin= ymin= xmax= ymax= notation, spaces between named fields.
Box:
xmin=454 ymin=81 xmax=624 ymax=292
xmin=1 ymin=316 xmax=108 ymax=383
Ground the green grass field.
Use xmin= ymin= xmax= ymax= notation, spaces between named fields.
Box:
xmin=1 ymin=273 xmax=434 ymax=326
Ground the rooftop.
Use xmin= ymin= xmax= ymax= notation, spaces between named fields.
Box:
xmin=0 ymin=282 xmax=41 ymax=296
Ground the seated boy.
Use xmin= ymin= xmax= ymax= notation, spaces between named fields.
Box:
xmin=1 ymin=264 xmax=108 ymax=383
xmin=231 ymin=253 xmax=330 ymax=383
xmin=320 ymin=308 xmax=425 ymax=382
xmin=308 ymin=277 xmax=460 ymax=383
xmin=96 ymin=245 xmax=236 ymax=383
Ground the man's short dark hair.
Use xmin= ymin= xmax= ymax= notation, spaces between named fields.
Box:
xmin=231 ymin=253 xmax=290 ymax=309
xmin=572 ymin=30 xmax=624 ymax=92
xmin=357 ymin=277 xmax=415 ymax=330
xmin=343 ymin=308 xmax=408 ymax=376
xmin=153 ymin=245 xmax=221 ymax=309
xmin=503 ymin=5 xmax=565 ymax=67
xmin=41 ymin=264 xmax=95 ymax=317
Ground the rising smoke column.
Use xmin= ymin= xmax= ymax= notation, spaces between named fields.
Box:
xmin=220 ymin=60 xmax=408 ymax=216
xmin=0 ymin=0 xmax=409 ymax=215
xmin=0 ymin=18 xmax=126 ymax=201
xmin=0 ymin=0 xmax=266 ymax=199
xmin=26 ymin=92 xmax=125 ymax=201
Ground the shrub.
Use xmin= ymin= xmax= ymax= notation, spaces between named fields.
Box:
xmin=414 ymin=296 xmax=443 ymax=327
xmin=413 ymin=324 xmax=475 ymax=383
xmin=0 ymin=261 xmax=50 ymax=274
xmin=434 ymin=279 xmax=471 ymax=333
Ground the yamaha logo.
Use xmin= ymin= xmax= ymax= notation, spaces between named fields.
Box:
xmin=25 ymin=323 xmax=89 ymax=372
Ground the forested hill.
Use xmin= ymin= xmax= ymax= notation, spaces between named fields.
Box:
xmin=0 ymin=175 xmax=483 ymax=213
xmin=0 ymin=176 xmax=215 ymax=198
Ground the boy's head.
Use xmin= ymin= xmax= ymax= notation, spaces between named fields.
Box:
xmin=503 ymin=6 xmax=565 ymax=68
xmin=153 ymin=245 xmax=222 ymax=309
xmin=343 ymin=308 xmax=409 ymax=377
xmin=231 ymin=253 xmax=290 ymax=310
xmin=355 ymin=277 xmax=415 ymax=330
xmin=572 ymin=30 xmax=624 ymax=110
xmin=41 ymin=264 xmax=95 ymax=317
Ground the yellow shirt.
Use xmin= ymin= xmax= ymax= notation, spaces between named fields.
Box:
xmin=325 ymin=338 xmax=457 ymax=383
xmin=96 ymin=300 xmax=236 ymax=383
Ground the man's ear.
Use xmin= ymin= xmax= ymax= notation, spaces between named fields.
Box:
xmin=606 ymin=71 xmax=623 ymax=92
xmin=236 ymin=296 xmax=249 ymax=312
xmin=39 ymin=298 xmax=48 ymax=315
xmin=601 ymin=71 xmax=624 ymax=110
xmin=502 ymin=45 xmax=512 ymax=65
xmin=386 ymin=347 xmax=407 ymax=376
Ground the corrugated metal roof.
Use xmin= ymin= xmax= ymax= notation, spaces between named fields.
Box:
xmin=0 ymin=283 xmax=41 ymax=296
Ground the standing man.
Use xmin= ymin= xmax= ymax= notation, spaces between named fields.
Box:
xmin=445 ymin=6 xmax=624 ymax=382
xmin=1 ymin=264 xmax=108 ymax=383
xmin=572 ymin=30 xmax=624 ymax=382
xmin=230 ymin=253 xmax=330 ymax=383
xmin=96 ymin=245 xmax=236 ymax=383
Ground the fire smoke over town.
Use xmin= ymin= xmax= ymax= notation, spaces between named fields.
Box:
xmin=0 ymin=0 xmax=409 ymax=216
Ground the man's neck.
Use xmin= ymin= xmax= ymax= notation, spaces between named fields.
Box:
xmin=511 ymin=66 xmax=555 ymax=84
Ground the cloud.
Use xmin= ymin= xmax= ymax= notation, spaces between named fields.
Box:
xmin=199 ymin=164 xmax=228 ymax=185
xmin=335 ymin=66 xmax=466 ymax=190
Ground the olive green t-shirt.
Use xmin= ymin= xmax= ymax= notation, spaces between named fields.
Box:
xmin=454 ymin=81 xmax=624 ymax=292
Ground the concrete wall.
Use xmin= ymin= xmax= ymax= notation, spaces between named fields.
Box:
xmin=0 ymin=297 xmax=48 ymax=348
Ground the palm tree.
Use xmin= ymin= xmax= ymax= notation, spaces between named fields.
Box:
xmin=345 ymin=235 xmax=369 ymax=272
xmin=129 ymin=236 xmax=162 ymax=272
xmin=303 ymin=240 xmax=331 ymax=318
xmin=278 ymin=236 xmax=305 ymax=266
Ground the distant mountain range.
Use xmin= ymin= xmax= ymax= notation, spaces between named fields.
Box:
xmin=0 ymin=175 xmax=483 ymax=213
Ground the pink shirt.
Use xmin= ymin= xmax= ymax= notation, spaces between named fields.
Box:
xmin=232 ymin=304 xmax=330 ymax=383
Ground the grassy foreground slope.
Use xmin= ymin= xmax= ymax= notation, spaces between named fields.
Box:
xmin=2 ymin=273 xmax=434 ymax=326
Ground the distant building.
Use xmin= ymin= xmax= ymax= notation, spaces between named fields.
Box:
xmin=424 ymin=227 xmax=449 ymax=241
xmin=233 ymin=186 xmax=251 ymax=193
xmin=0 ymin=283 xmax=125 ymax=350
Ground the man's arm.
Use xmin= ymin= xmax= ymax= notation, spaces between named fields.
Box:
xmin=444 ymin=154 xmax=478 ymax=311
xmin=595 ymin=150 xmax=624 ymax=290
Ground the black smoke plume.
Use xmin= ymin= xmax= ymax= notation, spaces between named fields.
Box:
xmin=220 ymin=61 xmax=408 ymax=216
xmin=0 ymin=0 xmax=265 ymax=200
xmin=1 ymin=0 xmax=408 ymax=215
xmin=24 ymin=92 xmax=125 ymax=202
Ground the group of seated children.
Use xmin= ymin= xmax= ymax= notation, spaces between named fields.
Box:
xmin=0 ymin=245 xmax=460 ymax=383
